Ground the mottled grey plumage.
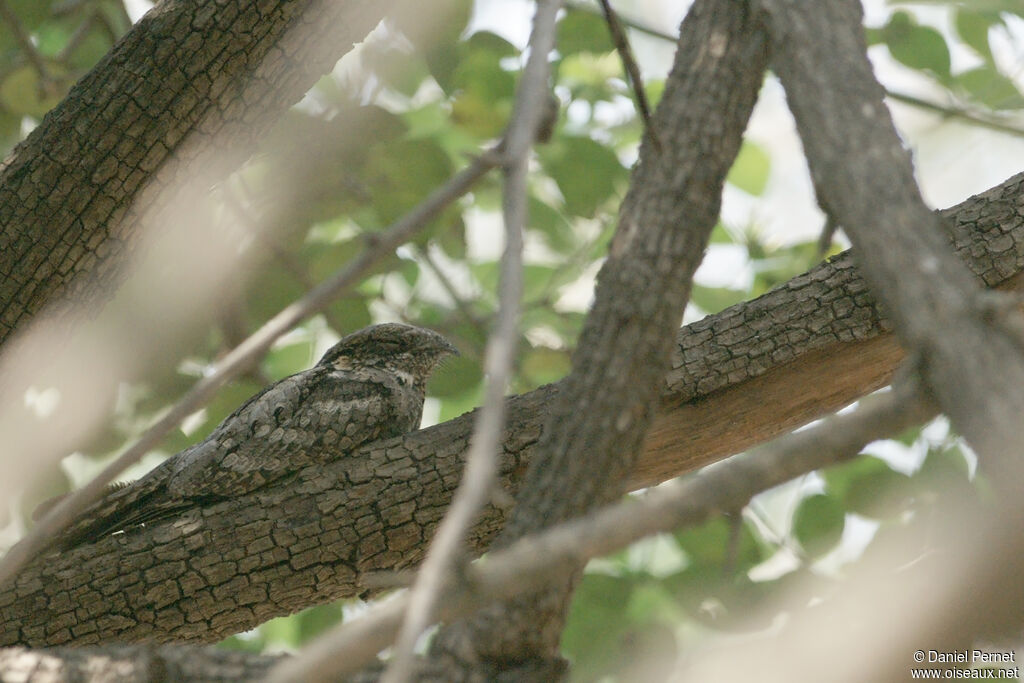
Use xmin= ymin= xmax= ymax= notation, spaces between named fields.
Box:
xmin=53 ymin=323 xmax=456 ymax=550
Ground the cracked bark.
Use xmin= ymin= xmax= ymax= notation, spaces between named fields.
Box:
xmin=0 ymin=0 xmax=397 ymax=345
xmin=2 ymin=170 xmax=1023 ymax=649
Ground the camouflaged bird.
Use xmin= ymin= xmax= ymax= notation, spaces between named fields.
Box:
xmin=50 ymin=323 xmax=457 ymax=550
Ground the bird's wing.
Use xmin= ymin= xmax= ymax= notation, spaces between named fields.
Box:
xmin=165 ymin=369 xmax=405 ymax=498
xmin=47 ymin=464 xmax=176 ymax=551
xmin=49 ymin=369 xmax=409 ymax=551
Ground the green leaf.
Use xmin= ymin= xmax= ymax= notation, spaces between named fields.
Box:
xmin=365 ymin=138 xmax=455 ymax=223
xmin=0 ymin=64 xmax=65 ymax=117
xmin=521 ymin=346 xmax=572 ymax=386
xmin=427 ymin=353 xmax=482 ymax=398
xmin=557 ymin=10 xmax=615 ymax=56
xmin=6 ymin=0 xmax=56 ymax=32
xmin=662 ymin=565 xmax=777 ymax=631
xmin=956 ymin=65 xmax=1024 ymax=110
xmin=264 ymin=340 xmax=314 ymax=382
xmin=690 ymin=284 xmax=747 ymax=314
xmin=912 ymin=444 xmax=972 ymax=496
xmin=727 ymin=140 xmax=771 ymax=196
xmin=954 ymin=9 xmax=999 ymax=61
xmin=529 ymin=196 xmax=576 ymax=253
xmin=881 ymin=12 xmax=951 ymax=79
xmin=539 ymin=135 xmax=626 ymax=217
xmin=826 ymin=456 xmax=913 ymax=520
xmin=561 ymin=574 xmax=635 ymax=680
xmin=327 ymin=297 xmax=372 ymax=333
xmin=792 ymin=494 xmax=845 ymax=557
xmin=674 ymin=516 xmax=764 ymax=572
xmin=522 ymin=264 xmax=557 ymax=302
xmin=750 ymin=240 xmax=822 ymax=294
xmin=709 ymin=222 xmax=736 ymax=245
xmin=295 ymin=602 xmax=345 ymax=643
xmin=362 ymin=43 xmax=430 ymax=97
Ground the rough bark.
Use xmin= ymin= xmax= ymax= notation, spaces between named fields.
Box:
xmin=1 ymin=170 xmax=1022 ymax=649
xmin=428 ymin=2 xmax=770 ymax=676
xmin=760 ymin=0 xmax=1024 ymax=476
xmin=0 ymin=644 xmax=279 ymax=682
xmin=0 ymin=0 xmax=396 ymax=345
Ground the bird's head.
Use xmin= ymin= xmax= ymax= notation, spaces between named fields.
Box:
xmin=317 ymin=323 xmax=458 ymax=385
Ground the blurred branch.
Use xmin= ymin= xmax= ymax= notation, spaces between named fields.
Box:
xmin=565 ymin=0 xmax=676 ymax=42
xmin=1 ymin=643 xmax=281 ymax=681
xmin=597 ymin=0 xmax=660 ymax=150
xmin=380 ymin=1 xmax=562 ymax=678
xmin=265 ymin=384 xmax=931 ymax=682
xmin=54 ymin=12 xmax=99 ymax=64
xmin=415 ymin=245 xmax=487 ymax=331
xmin=0 ymin=0 xmax=57 ymax=94
xmin=223 ymin=181 xmax=349 ymax=334
xmin=0 ymin=150 xmax=500 ymax=589
xmin=886 ymin=89 xmax=1024 ymax=139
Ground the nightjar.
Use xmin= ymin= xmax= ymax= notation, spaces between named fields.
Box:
xmin=50 ymin=323 xmax=457 ymax=550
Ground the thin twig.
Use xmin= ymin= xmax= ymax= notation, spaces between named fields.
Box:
xmin=264 ymin=386 xmax=934 ymax=682
xmin=415 ymin=245 xmax=487 ymax=331
xmin=565 ymin=1 xmax=677 ymax=42
xmin=379 ymin=2 xmax=563 ymax=681
xmin=597 ymin=0 xmax=660 ymax=150
xmin=886 ymin=89 xmax=1024 ymax=139
xmin=565 ymin=3 xmax=1024 ymax=140
xmin=55 ymin=12 xmax=99 ymax=64
xmin=0 ymin=152 xmax=500 ymax=589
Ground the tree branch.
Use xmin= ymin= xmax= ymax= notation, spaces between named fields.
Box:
xmin=382 ymin=0 xmax=561 ymax=674
xmin=0 ymin=0 xmax=398 ymax=346
xmin=266 ymin=381 xmax=934 ymax=681
xmin=427 ymin=1 xmax=771 ymax=674
xmin=759 ymin=0 xmax=1024 ymax=481
xmin=2 ymin=169 xmax=1023 ymax=648
xmin=0 ymin=151 xmax=499 ymax=590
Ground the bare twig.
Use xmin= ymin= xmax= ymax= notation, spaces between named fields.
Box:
xmin=264 ymin=386 xmax=932 ymax=682
xmin=0 ymin=152 xmax=500 ymax=589
xmin=415 ymin=245 xmax=486 ymax=332
xmin=55 ymin=12 xmax=99 ymax=64
xmin=597 ymin=0 xmax=660 ymax=150
xmin=379 ymin=3 xmax=563 ymax=681
xmin=565 ymin=3 xmax=1024 ymax=141
xmin=565 ymin=1 xmax=676 ymax=42
xmin=886 ymin=89 xmax=1024 ymax=139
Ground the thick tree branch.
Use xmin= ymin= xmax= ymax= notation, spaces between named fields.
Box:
xmin=266 ymin=382 xmax=936 ymax=681
xmin=382 ymin=0 xmax=560 ymax=673
xmin=759 ymin=0 xmax=1024 ymax=478
xmin=1 ymin=384 xmax=928 ymax=681
xmin=0 ymin=0 xmax=398 ymax=346
xmin=428 ymin=1 xmax=770 ymax=675
xmin=0 ymin=150 xmax=499 ymax=590
xmin=1 ymin=170 xmax=1022 ymax=648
